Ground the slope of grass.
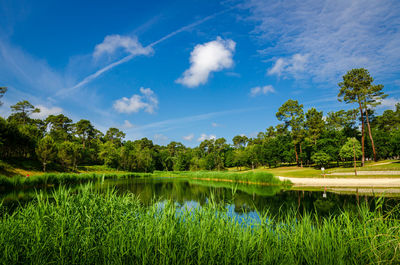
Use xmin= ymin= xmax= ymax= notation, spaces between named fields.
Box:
xmin=0 ymin=186 xmax=399 ymax=264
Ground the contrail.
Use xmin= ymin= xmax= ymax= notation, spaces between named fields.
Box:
xmin=58 ymin=8 xmax=233 ymax=97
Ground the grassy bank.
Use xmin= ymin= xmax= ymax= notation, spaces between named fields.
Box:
xmin=0 ymin=172 xmax=151 ymax=190
xmin=0 ymin=186 xmax=399 ymax=264
xmin=234 ymin=159 xmax=400 ymax=178
xmin=154 ymin=171 xmax=287 ymax=185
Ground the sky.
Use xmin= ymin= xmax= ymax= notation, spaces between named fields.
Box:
xmin=1 ymin=0 xmax=400 ymax=146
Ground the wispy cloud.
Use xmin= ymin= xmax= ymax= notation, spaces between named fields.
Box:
xmin=123 ymin=120 xmax=135 ymax=129
xmin=127 ymin=106 xmax=265 ymax=132
xmin=93 ymin=35 xmax=153 ymax=59
xmin=31 ymin=105 xmax=63 ymax=119
xmin=176 ymin=37 xmax=236 ymax=87
xmin=183 ymin=133 xmax=194 ymax=141
xmin=250 ymin=85 xmax=275 ymax=97
xmin=378 ymin=97 xmax=400 ymax=110
xmin=113 ymin=87 xmax=158 ymax=114
xmin=61 ymin=9 xmax=234 ymax=96
xmin=267 ymin=54 xmax=309 ymax=78
xmin=246 ymin=0 xmax=400 ymax=83
xmin=154 ymin=133 xmax=168 ymax=142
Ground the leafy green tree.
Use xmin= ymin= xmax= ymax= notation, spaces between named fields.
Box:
xmin=74 ymin=119 xmax=95 ymax=149
xmin=340 ymin=138 xmax=362 ymax=163
xmin=305 ymin=108 xmax=324 ymax=145
xmin=338 ymin=68 xmax=386 ymax=163
xmin=276 ymin=99 xmax=304 ymax=166
xmin=36 ymin=136 xmax=57 ymax=171
xmin=99 ymin=141 xmax=120 ymax=168
xmin=104 ymin=127 xmax=126 ymax=146
xmin=0 ymin=87 xmax=7 ymax=106
xmin=58 ymin=141 xmax=81 ymax=170
xmin=45 ymin=114 xmax=73 ymax=141
xmin=232 ymin=135 xmax=248 ymax=149
xmin=9 ymin=100 xmax=40 ymax=125
xmin=311 ymin=151 xmax=331 ymax=168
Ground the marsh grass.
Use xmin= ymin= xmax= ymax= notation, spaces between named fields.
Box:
xmin=0 ymin=185 xmax=399 ymax=264
xmin=154 ymin=171 xmax=288 ymax=185
xmin=0 ymin=172 xmax=150 ymax=190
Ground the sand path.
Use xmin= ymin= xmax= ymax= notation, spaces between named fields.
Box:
xmin=328 ymin=171 xmax=400 ymax=175
xmin=279 ymin=176 xmax=400 ymax=187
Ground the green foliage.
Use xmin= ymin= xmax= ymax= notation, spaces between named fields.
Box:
xmin=0 ymin=187 xmax=399 ymax=264
xmin=311 ymin=151 xmax=331 ymax=168
xmin=340 ymin=138 xmax=362 ymax=161
xmin=35 ymin=136 xmax=57 ymax=171
xmin=0 ymin=86 xmax=7 ymax=106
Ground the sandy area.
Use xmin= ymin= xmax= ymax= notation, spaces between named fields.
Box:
xmin=328 ymin=171 xmax=400 ymax=175
xmin=279 ymin=176 xmax=400 ymax=187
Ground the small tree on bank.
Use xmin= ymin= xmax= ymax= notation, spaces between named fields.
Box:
xmin=36 ymin=136 xmax=57 ymax=172
xmin=340 ymin=138 xmax=362 ymax=166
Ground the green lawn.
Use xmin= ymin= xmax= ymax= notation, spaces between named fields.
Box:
xmin=229 ymin=160 xmax=400 ymax=178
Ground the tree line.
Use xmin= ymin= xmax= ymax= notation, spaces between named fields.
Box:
xmin=1 ymin=68 xmax=399 ymax=172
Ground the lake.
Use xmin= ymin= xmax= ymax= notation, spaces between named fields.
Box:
xmin=2 ymin=176 xmax=399 ymax=218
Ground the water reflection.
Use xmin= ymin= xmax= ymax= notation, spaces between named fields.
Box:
xmin=1 ymin=177 xmax=400 ymax=218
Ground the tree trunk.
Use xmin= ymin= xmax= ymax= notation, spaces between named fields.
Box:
xmin=353 ymin=141 xmax=357 ymax=176
xmin=364 ymin=105 xmax=377 ymax=161
xmin=299 ymin=143 xmax=303 ymax=168
xmin=358 ymin=101 xmax=365 ymax=167
xmin=43 ymin=162 xmax=47 ymax=172
xmin=294 ymin=143 xmax=299 ymax=166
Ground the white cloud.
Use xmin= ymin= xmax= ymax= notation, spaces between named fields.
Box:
xmin=378 ymin=97 xmax=400 ymax=110
xmin=250 ymin=85 xmax=276 ymax=96
xmin=123 ymin=120 xmax=134 ymax=128
xmin=183 ymin=133 xmax=194 ymax=141
xmin=176 ymin=37 xmax=236 ymax=87
xmin=93 ymin=35 xmax=153 ymax=59
xmin=31 ymin=105 xmax=63 ymax=119
xmin=197 ymin=133 xmax=216 ymax=142
xmin=113 ymin=87 xmax=158 ymax=114
xmin=246 ymin=0 xmax=400 ymax=83
xmin=211 ymin=122 xmax=220 ymax=127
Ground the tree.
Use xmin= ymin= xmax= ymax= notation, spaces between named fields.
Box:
xmin=340 ymin=138 xmax=362 ymax=163
xmin=0 ymin=87 xmax=7 ymax=106
xmin=74 ymin=119 xmax=95 ymax=149
xmin=45 ymin=114 xmax=73 ymax=141
xmin=10 ymin=100 xmax=40 ymax=125
xmin=232 ymin=135 xmax=248 ymax=149
xmin=104 ymin=127 xmax=126 ymax=146
xmin=305 ymin=108 xmax=324 ymax=145
xmin=58 ymin=141 xmax=81 ymax=170
xmin=276 ymin=99 xmax=304 ymax=166
xmin=311 ymin=151 xmax=331 ymax=168
xmin=36 ymin=136 xmax=57 ymax=171
xmin=338 ymin=68 xmax=386 ymax=164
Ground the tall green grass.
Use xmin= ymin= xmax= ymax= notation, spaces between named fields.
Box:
xmin=154 ymin=171 xmax=288 ymax=185
xmin=0 ymin=186 xmax=398 ymax=264
xmin=0 ymin=172 xmax=151 ymax=189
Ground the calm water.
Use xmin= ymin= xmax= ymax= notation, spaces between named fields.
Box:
xmin=2 ymin=177 xmax=399 ymax=217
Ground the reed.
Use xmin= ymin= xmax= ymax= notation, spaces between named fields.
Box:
xmin=154 ymin=171 xmax=288 ymax=185
xmin=0 ymin=186 xmax=398 ymax=264
xmin=0 ymin=172 xmax=150 ymax=189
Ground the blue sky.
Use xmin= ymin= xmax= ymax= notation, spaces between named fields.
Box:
xmin=1 ymin=0 xmax=400 ymax=146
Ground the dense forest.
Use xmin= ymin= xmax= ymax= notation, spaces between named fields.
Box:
xmin=1 ymin=68 xmax=399 ymax=172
